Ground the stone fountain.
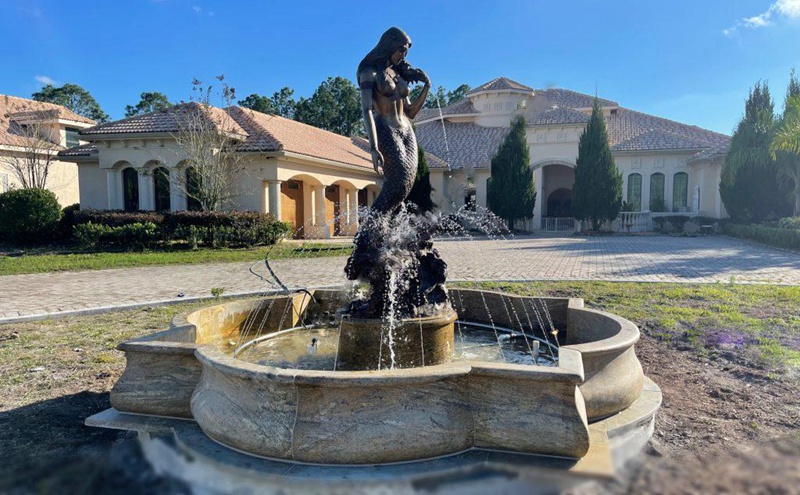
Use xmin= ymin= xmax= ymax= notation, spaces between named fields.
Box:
xmin=86 ymin=28 xmax=661 ymax=493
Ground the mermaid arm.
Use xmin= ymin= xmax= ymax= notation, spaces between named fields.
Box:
xmin=403 ymin=68 xmax=431 ymax=120
xmin=359 ymin=69 xmax=384 ymax=174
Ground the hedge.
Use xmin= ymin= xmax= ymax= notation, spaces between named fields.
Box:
xmin=0 ymin=188 xmax=62 ymax=244
xmin=777 ymin=216 xmax=800 ymax=230
xmin=723 ymin=223 xmax=800 ymax=251
xmin=68 ymin=209 xmax=290 ymax=249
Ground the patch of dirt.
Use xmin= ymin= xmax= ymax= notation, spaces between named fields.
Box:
xmin=575 ymin=333 xmax=800 ymax=495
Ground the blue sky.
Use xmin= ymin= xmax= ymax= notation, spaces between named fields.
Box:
xmin=2 ymin=0 xmax=800 ymax=134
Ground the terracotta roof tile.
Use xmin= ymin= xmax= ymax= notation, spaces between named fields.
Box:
xmin=1 ymin=94 xmax=95 ymax=148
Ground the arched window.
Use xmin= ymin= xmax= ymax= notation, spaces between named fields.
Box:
xmin=122 ymin=167 xmax=139 ymax=212
xmin=627 ymin=173 xmax=642 ymax=211
xmin=649 ymin=173 xmax=665 ymax=212
xmin=673 ymin=172 xmax=689 ymax=211
xmin=185 ymin=167 xmax=202 ymax=211
xmin=153 ymin=167 xmax=171 ymax=212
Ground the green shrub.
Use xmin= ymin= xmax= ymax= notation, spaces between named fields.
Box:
xmin=724 ymin=223 xmax=800 ymax=250
xmin=56 ymin=203 xmax=81 ymax=240
xmin=73 ymin=222 xmax=160 ymax=250
xmin=0 ymin=188 xmax=62 ymax=244
xmin=777 ymin=217 xmax=800 ymax=230
xmin=72 ymin=209 xmax=165 ymax=227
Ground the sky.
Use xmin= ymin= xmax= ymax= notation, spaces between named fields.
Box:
xmin=2 ymin=0 xmax=800 ymax=135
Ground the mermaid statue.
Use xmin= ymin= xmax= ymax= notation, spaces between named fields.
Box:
xmin=345 ymin=27 xmax=450 ymax=318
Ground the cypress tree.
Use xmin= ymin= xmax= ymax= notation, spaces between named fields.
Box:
xmin=487 ymin=116 xmax=536 ymax=229
xmin=572 ymin=98 xmax=622 ymax=231
xmin=405 ymin=145 xmax=436 ymax=213
xmin=721 ymin=81 xmax=793 ymax=222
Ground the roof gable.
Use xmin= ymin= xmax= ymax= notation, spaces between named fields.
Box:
xmin=468 ymin=77 xmax=534 ymax=95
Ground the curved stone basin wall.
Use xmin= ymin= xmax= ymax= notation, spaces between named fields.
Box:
xmin=109 ymin=288 xmax=645 ymax=463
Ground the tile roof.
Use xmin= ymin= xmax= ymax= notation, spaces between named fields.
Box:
xmin=231 ymin=108 xmax=373 ymax=169
xmin=416 ymin=121 xmax=509 ymax=169
xmin=535 ymin=88 xmax=617 ymax=109
xmin=528 ymin=107 xmax=590 ymax=125
xmin=689 ymin=143 xmax=729 ymax=162
xmin=415 ymin=98 xmax=479 ymax=122
xmin=423 ymin=150 xmax=450 ymax=170
xmin=67 ymin=105 xmax=374 ymax=170
xmin=1 ymin=94 xmax=95 ymax=148
xmin=606 ymin=108 xmax=729 ymax=151
xmin=468 ymin=77 xmax=534 ymax=95
xmin=58 ymin=142 xmax=97 ymax=157
xmin=80 ymin=102 xmax=248 ymax=138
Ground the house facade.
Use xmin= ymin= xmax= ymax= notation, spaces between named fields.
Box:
xmin=414 ymin=77 xmax=730 ymax=230
xmin=59 ymin=104 xmax=383 ymax=238
xmin=1 ymin=95 xmax=96 ymax=205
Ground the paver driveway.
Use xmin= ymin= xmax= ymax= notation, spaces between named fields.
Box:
xmin=2 ymin=234 xmax=800 ymax=322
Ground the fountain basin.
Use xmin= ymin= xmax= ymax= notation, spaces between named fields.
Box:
xmin=104 ymin=288 xmax=650 ymax=464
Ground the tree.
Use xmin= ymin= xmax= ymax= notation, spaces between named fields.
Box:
xmin=294 ymin=77 xmax=362 ymax=136
xmin=125 ymin=92 xmax=172 ymax=117
xmin=170 ymin=76 xmax=247 ymax=211
xmin=1 ymin=103 xmax=60 ymax=190
xmin=405 ymin=145 xmax=435 ymax=213
xmin=237 ymin=87 xmax=296 ymax=119
xmin=32 ymin=83 xmax=108 ymax=123
xmin=238 ymin=93 xmax=274 ymax=114
xmin=410 ymin=83 xmax=471 ymax=109
xmin=487 ymin=116 xmax=536 ymax=229
xmin=572 ymin=98 xmax=622 ymax=231
xmin=770 ymin=70 xmax=800 ymax=215
xmin=721 ymin=81 xmax=793 ymax=221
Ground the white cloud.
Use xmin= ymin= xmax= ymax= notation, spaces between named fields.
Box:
xmin=34 ymin=75 xmax=57 ymax=86
xmin=192 ymin=5 xmax=202 ymax=13
xmin=724 ymin=0 xmax=800 ymax=36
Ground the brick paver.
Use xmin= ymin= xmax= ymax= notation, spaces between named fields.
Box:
xmin=2 ymin=235 xmax=800 ymax=323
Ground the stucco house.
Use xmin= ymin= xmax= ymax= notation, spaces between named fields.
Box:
xmin=414 ymin=77 xmax=731 ymax=231
xmin=59 ymin=104 xmax=383 ymax=238
xmin=1 ymin=95 xmax=95 ymax=205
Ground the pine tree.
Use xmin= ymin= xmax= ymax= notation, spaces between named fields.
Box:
xmin=405 ymin=145 xmax=435 ymax=213
xmin=487 ymin=116 xmax=536 ymax=229
xmin=572 ymin=98 xmax=622 ymax=231
xmin=721 ymin=81 xmax=793 ymax=221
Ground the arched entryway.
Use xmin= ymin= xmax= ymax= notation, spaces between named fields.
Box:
xmin=281 ymin=179 xmax=305 ymax=238
xmin=547 ymin=188 xmax=572 ymax=217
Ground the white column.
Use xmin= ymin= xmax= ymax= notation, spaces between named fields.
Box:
xmin=106 ymin=170 xmax=119 ymax=210
xmin=267 ymin=180 xmax=282 ymax=220
xmin=169 ymin=168 xmax=184 ymax=212
xmin=532 ymin=166 xmax=544 ymax=229
xmin=136 ymin=170 xmax=151 ymax=210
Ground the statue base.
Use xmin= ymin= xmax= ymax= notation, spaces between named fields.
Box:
xmin=335 ymin=309 xmax=457 ymax=370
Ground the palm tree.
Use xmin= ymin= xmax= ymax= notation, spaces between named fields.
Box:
xmin=770 ymin=93 xmax=800 ymax=215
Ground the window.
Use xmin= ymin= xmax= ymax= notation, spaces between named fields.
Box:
xmin=65 ymin=127 xmax=80 ymax=148
xmin=649 ymin=173 xmax=665 ymax=211
xmin=185 ymin=167 xmax=202 ymax=211
xmin=627 ymin=173 xmax=642 ymax=211
xmin=153 ymin=167 xmax=171 ymax=212
xmin=673 ymin=172 xmax=688 ymax=211
xmin=122 ymin=168 xmax=139 ymax=212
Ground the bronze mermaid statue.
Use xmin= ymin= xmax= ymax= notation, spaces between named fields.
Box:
xmin=345 ymin=27 xmax=449 ymax=318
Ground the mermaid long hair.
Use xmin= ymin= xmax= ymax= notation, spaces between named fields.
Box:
xmin=357 ymin=27 xmax=415 ymax=87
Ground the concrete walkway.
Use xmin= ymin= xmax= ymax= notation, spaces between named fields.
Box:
xmin=2 ymin=234 xmax=800 ymax=323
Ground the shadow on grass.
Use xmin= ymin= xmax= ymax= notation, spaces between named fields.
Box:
xmin=0 ymin=391 xmax=187 ymax=494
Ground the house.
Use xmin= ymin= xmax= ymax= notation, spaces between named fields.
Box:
xmin=414 ymin=77 xmax=731 ymax=231
xmin=1 ymin=95 xmax=96 ymax=205
xmin=58 ymin=104 xmax=383 ymax=238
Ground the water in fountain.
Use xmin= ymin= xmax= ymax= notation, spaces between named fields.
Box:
xmin=230 ymin=197 xmax=563 ymax=371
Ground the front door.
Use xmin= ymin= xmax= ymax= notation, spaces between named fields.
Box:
xmin=281 ymin=180 xmax=304 ymax=239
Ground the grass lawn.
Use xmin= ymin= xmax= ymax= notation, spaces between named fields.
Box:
xmin=0 ymin=242 xmax=353 ymax=276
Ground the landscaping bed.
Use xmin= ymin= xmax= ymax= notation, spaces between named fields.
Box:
xmin=1 ymin=282 xmax=798 ymax=493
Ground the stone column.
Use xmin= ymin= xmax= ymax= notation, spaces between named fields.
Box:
xmin=169 ymin=168 xmax=184 ymax=212
xmin=532 ymin=167 xmax=544 ymax=229
xmin=307 ymin=184 xmax=329 ymax=239
xmin=137 ymin=170 xmax=152 ymax=210
xmin=106 ymin=170 xmax=119 ymax=210
xmin=267 ymin=180 xmax=282 ymax=220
